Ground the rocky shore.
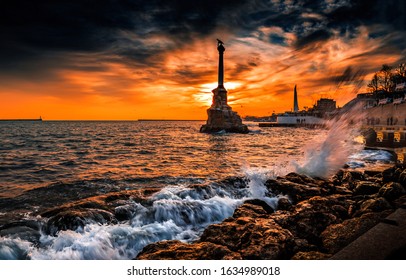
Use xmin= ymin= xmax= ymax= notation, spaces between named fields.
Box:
xmin=137 ymin=165 xmax=406 ymax=260
xmin=1 ymin=165 xmax=405 ymax=259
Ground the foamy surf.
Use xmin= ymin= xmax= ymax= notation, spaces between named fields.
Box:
xmin=293 ymin=105 xmax=366 ymax=178
xmin=0 ymin=167 xmax=280 ymax=260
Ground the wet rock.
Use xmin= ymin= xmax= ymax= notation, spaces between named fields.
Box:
xmin=277 ymin=197 xmax=293 ymax=211
xmin=243 ymin=199 xmax=274 ymax=214
xmin=44 ymin=208 xmax=116 ymax=235
xmin=271 ymin=196 xmax=342 ymax=246
xmin=218 ymin=176 xmax=247 ymax=188
xmin=291 ymin=251 xmax=332 ymax=260
xmin=343 ymin=170 xmax=365 ymax=183
xmin=398 ymin=170 xmax=406 ymax=186
xmin=200 ymin=216 xmax=294 ymax=259
xmin=353 ymin=181 xmax=381 ymax=195
xmin=378 ymin=182 xmax=406 ymax=201
xmin=364 ymin=170 xmax=383 ymax=177
xmin=321 ymin=212 xmax=391 ymax=254
xmin=332 ymin=205 xmax=349 ymax=219
xmin=265 ymin=179 xmax=321 ymax=203
xmin=0 ymin=238 xmax=32 ymax=259
xmin=232 ymin=203 xmax=269 ymax=219
xmin=333 ymin=184 xmax=353 ymax=195
xmin=284 ymin=173 xmax=324 ymax=187
xmin=0 ymin=220 xmax=43 ymax=244
xmin=393 ymin=195 xmax=406 ymax=208
xmin=114 ymin=205 xmax=136 ymax=221
xmin=358 ymin=197 xmax=392 ymax=215
xmin=136 ymin=241 xmax=241 ymax=260
xmin=331 ymin=170 xmax=344 ymax=185
xmin=290 ymin=238 xmax=312 ymax=253
xmin=382 ymin=167 xmax=398 ymax=183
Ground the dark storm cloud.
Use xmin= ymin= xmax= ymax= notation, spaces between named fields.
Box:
xmin=230 ymin=53 xmax=261 ymax=79
xmin=294 ymin=29 xmax=332 ymax=49
xmin=0 ymin=0 xmax=405 ymax=80
xmin=0 ymin=0 xmax=247 ymax=78
xmin=242 ymin=0 xmax=406 ymax=49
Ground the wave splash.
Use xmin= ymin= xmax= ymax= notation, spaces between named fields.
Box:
xmin=293 ymin=106 xmax=366 ymax=178
xmin=0 ymin=168 xmax=280 ymax=260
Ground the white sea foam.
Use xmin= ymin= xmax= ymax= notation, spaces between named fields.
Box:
xmin=0 ymin=168 xmax=286 ymax=260
xmin=349 ymin=149 xmax=394 ymax=163
xmin=293 ymin=106 xmax=366 ymax=178
xmin=243 ymin=166 xmax=283 ymax=209
xmin=0 ymin=237 xmax=32 ymax=259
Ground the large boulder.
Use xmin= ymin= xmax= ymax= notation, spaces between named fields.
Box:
xmin=358 ymin=197 xmax=392 ymax=215
xmin=378 ymin=182 xmax=406 ymax=201
xmin=321 ymin=211 xmax=391 ymax=254
xmin=200 ymin=214 xmax=294 ymax=259
xmin=271 ymin=196 xmax=345 ymax=246
xmin=0 ymin=220 xmax=43 ymax=245
xmin=382 ymin=167 xmax=401 ymax=183
xmin=265 ymin=178 xmax=322 ymax=203
xmin=136 ymin=241 xmax=241 ymax=260
xmin=44 ymin=208 xmax=116 ymax=235
xmin=398 ymin=169 xmax=406 ymax=186
xmin=353 ymin=181 xmax=381 ymax=195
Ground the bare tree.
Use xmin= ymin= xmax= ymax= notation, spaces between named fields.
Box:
xmin=367 ymin=73 xmax=379 ymax=93
xmin=397 ymin=63 xmax=406 ymax=78
xmin=379 ymin=64 xmax=394 ymax=92
xmin=393 ymin=63 xmax=406 ymax=84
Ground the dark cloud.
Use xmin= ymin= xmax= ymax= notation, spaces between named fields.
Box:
xmin=0 ymin=0 xmax=248 ymax=78
xmin=242 ymin=0 xmax=406 ymax=49
xmin=294 ymin=29 xmax=332 ymax=49
xmin=230 ymin=53 xmax=261 ymax=79
xmin=0 ymin=0 xmax=405 ymax=80
xmin=269 ymin=34 xmax=288 ymax=46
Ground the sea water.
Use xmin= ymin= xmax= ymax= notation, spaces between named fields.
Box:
xmin=0 ymin=120 xmax=394 ymax=259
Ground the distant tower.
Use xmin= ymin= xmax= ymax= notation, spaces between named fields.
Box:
xmin=293 ymin=84 xmax=299 ymax=112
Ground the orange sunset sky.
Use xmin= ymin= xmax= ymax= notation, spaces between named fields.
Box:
xmin=1 ymin=0 xmax=406 ymax=120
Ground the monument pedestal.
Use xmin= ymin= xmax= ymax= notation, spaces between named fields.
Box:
xmin=200 ymin=107 xmax=249 ymax=133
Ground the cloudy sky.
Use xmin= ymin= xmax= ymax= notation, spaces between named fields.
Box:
xmin=1 ymin=0 xmax=406 ymax=120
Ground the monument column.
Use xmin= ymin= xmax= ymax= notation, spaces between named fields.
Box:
xmin=200 ymin=39 xmax=249 ymax=134
xmin=217 ymin=40 xmax=225 ymax=87
xmin=212 ymin=39 xmax=228 ymax=109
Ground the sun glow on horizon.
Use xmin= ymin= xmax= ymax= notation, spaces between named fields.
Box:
xmin=193 ymin=82 xmax=243 ymax=107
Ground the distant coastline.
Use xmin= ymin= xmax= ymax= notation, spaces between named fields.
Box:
xmin=0 ymin=117 xmax=42 ymax=122
xmin=137 ymin=119 xmax=204 ymax=121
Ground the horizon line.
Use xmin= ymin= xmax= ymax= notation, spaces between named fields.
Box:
xmin=0 ymin=118 xmax=206 ymax=122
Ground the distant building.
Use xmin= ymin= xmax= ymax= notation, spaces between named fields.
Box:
xmin=313 ymin=98 xmax=336 ymax=113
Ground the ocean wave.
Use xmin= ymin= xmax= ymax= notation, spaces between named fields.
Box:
xmin=0 ymin=167 xmax=283 ymax=260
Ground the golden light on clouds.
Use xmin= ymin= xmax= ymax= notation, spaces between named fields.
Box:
xmin=1 ymin=1 xmax=405 ymax=120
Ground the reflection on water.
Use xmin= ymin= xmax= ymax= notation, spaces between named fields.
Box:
xmin=0 ymin=120 xmax=395 ymax=198
xmin=0 ymin=120 xmax=400 ymax=260
xmin=0 ymin=121 xmax=323 ymax=197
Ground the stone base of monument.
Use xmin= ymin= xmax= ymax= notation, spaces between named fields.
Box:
xmin=200 ymin=108 xmax=249 ymax=134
